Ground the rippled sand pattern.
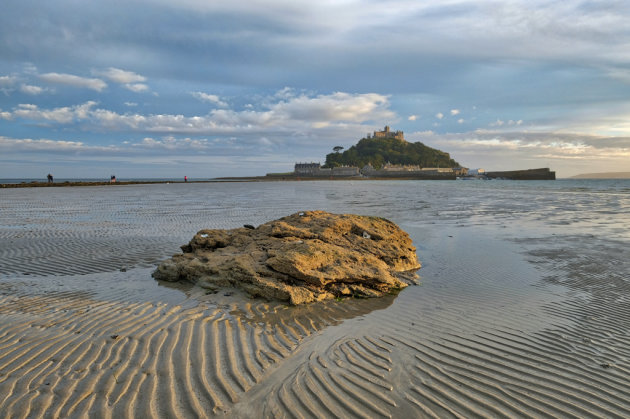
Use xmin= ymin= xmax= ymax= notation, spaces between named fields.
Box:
xmin=1 ymin=180 xmax=630 ymax=417
xmin=0 ymin=279 xmax=390 ymax=418
xmin=233 ymin=229 xmax=630 ymax=418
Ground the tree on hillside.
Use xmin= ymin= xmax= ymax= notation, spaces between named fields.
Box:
xmin=333 ymin=146 xmax=344 ymax=153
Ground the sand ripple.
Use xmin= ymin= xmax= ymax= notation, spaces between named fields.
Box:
xmin=0 ymin=276 xmax=397 ymax=418
xmin=230 ymin=229 xmax=630 ymax=418
xmin=2 ymin=182 xmax=630 ymax=417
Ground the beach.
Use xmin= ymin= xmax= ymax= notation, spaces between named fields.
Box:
xmin=1 ymin=180 xmax=629 ymax=418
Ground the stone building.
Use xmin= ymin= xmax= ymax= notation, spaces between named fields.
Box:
xmin=327 ymin=166 xmax=360 ymax=177
xmin=382 ymin=162 xmax=422 ymax=171
xmin=367 ymin=126 xmax=405 ymax=141
xmin=360 ymin=163 xmax=456 ymax=179
xmin=294 ymin=162 xmax=359 ymax=177
xmin=294 ymin=162 xmax=322 ymax=175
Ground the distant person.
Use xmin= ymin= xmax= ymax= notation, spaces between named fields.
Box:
xmin=47 ymin=173 xmax=53 ymax=183
xmin=110 ymin=175 xmax=116 ymax=183
xmin=184 ymin=176 xmax=188 ymax=182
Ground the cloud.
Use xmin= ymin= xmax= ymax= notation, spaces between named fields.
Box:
xmin=267 ymin=91 xmax=392 ymax=123
xmin=191 ymin=91 xmax=228 ymax=107
xmin=0 ymin=75 xmax=17 ymax=94
xmin=8 ymin=101 xmax=97 ymax=123
xmin=408 ymin=115 xmax=418 ymax=121
xmin=22 ymin=63 xmax=38 ymax=75
xmin=489 ymin=119 xmax=523 ymax=128
xmin=410 ymin=129 xmax=630 ymax=176
xmin=0 ymin=135 xmax=218 ymax=155
xmin=458 ymin=118 xmax=464 ymax=124
xmin=0 ymin=135 xmax=118 ymax=152
xmin=92 ymin=68 xmax=149 ymax=93
xmin=20 ymin=84 xmax=46 ymax=95
xmin=274 ymin=87 xmax=296 ymax=100
xmin=435 ymin=112 xmax=444 ymax=119
xmin=0 ymin=134 xmax=276 ymax=167
xmin=39 ymin=73 xmax=107 ymax=91
xmin=133 ymin=136 xmax=215 ymax=151
xmin=0 ymin=75 xmax=17 ymax=86
xmin=0 ymin=136 xmax=84 ymax=151
xmin=124 ymin=83 xmax=149 ymax=92
xmin=97 ymin=67 xmax=146 ymax=84
xmin=5 ymin=91 xmax=393 ymax=136
xmin=450 ymin=109 xmax=460 ymax=116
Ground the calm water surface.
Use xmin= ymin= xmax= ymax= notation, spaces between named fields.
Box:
xmin=2 ymin=178 xmax=629 ymax=244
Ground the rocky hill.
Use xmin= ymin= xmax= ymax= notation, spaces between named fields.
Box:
xmin=324 ymin=136 xmax=460 ymax=169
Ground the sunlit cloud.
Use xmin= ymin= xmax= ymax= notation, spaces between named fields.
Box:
xmin=96 ymin=67 xmax=146 ymax=84
xmin=4 ymin=91 xmax=394 ymax=135
xmin=20 ymin=84 xmax=46 ymax=95
xmin=133 ymin=136 xmax=214 ymax=150
xmin=124 ymin=83 xmax=149 ymax=92
xmin=93 ymin=68 xmax=149 ymax=93
xmin=409 ymin=129 xmax=630 ymax=175
xmin=7 ymin=101 xmax=97 ymax=123
xmin=0 ymin=135 xmax=117 ymax=152
xmin=39 ymin=73 xmax=107 ymax=91
xmin=191 ymin=92 xmax=228 ymax=107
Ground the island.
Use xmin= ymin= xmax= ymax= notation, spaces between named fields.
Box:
xmin=266 ymin=126 xmax=555 ymax=180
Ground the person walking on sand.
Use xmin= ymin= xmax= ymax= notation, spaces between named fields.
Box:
xmin=184 ymin=176 xmax=188 ymax=182
xmin=47 ymin=173 xmax=53 ymax=183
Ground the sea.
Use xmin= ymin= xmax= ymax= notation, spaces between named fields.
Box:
xmin=2 ymin=178 xmax=629 ymax=275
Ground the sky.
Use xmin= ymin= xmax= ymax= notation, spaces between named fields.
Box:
xmin=2 ymin=0 xmax=630 ymax=179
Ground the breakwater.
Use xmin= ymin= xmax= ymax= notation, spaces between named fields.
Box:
xmin=485 ymin=168 xmax=556 ymax=180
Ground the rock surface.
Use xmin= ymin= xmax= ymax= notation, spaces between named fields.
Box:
xmin=153 ymin=211 xmax=421 ymax=304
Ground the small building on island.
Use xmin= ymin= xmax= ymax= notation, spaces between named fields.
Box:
xmin=294 ymin=162 xmax=322 ymax=175
xmin=294 ymin=163 xmax=360 ymax=177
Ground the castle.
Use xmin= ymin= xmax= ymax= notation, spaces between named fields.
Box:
xmin=367 ymin=125 xmax=405 ymax=141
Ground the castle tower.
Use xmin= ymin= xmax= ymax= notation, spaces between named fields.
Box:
xmin=372 ymin=126 xmax=405 ymax=141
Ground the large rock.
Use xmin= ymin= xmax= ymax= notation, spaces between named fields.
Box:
xmin=153 ymin=211 xmax=421 ymax=305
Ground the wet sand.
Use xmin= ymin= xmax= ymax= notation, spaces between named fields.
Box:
xmin=1 ymin=182 xmax=629 ymax=417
